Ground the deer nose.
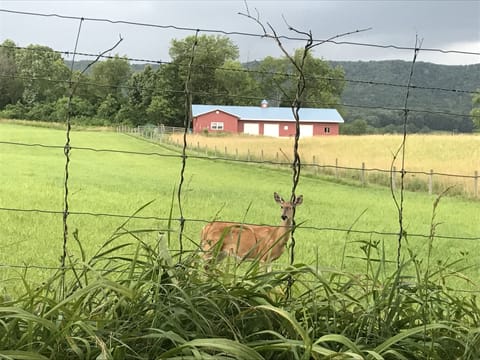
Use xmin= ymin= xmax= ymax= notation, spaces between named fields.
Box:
xmin=281 ymin=215 xmax=288 ymax=220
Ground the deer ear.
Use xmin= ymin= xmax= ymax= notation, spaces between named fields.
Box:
xmin=274 ymin=192 xmax=284 ymax=204
xmin=294 ymin=195 xmax=303 ymax=206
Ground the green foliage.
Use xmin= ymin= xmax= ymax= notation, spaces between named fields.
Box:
xmin=471 ymin=90 xmax=480 ymax=130
xmin=90 ymin=55 xmax=132 ymax=103
xmin=0 ymin=39 xmax=23 ymax=108
xmin=215 ymin=59 xmax=261 ymax=105
xmin=340 ymin=118 xmax=369 ymax=134
xmin=52 ymin=96 xmax=96 ymax=121
xmin=96 ymin=93 xmax=121 ymax=120
xmin=250 ymin=51 xmax=345 ymax=108
xmin=0 ymin=102 xmax=27 ymax=119
xmin=15 ymin=44 xmax=70 ymax=104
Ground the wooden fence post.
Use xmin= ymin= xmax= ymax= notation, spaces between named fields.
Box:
xmin=474 ymin=170 xmax=478 ymax=198
xmin=361 ymin=162 xmax=366 ymax=186
xmin=391 ymin=166 xmax=396 ymax=191
xmin=335 ymin=158 xmax=339 ymax=179
xmin=313 ymin=155 xmax=318 ymax=175
xmin=235 ymin=148 xmax=238 ymax=160
xmin=225 ymin=146 xmax=227 ymax=157
xmin=429 ymin=169 xmax=433 ymax=195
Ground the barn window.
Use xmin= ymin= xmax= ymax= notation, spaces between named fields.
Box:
xmin=211 ymin=122 xmax=224 ymax=130
xmin=324 ymin=127 xmax=330 ymax=133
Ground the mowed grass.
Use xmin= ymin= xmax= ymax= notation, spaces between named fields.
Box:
xmin=1 ymin=122 xmax=479 ymax=292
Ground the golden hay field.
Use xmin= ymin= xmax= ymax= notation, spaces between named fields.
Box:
xmin=170 ymin=133 xmax=480 ymax=197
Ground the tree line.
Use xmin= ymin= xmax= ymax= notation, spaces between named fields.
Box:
xmin=0 ymin=35 xmax=344 ymax=128
xmin=0 ymin=36 xmax=478 ymax=133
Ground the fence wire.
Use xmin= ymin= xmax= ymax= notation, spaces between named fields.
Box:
xmin=1 ymin=8 xmax=480 ymax=57
xmin=2 ymin=43 xmax=478 ymax=96
xmin=0 ymin=7 xmax=479 ymax=299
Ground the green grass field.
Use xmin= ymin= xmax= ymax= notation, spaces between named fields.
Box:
xmin=1 ymin=122 xmax=479 ymax=292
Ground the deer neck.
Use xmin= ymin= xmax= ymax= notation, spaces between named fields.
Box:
xmin=276 ymin=217 xmax=294 ymax=242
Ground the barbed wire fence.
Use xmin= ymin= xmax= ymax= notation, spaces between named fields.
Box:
xmin=0 ymin=8 xmax=479 ymax=296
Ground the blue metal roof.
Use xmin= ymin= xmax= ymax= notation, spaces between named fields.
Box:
xmin=192 ymin=104 xmax=344 ymax=123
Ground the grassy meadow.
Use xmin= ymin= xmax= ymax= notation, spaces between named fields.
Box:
xmin=1 ymin=122 xmax=479 ymax=290
xmin=170 ymin=133 xmax=480 ymax=197
xmin=1 ymin=121 xmax=480 ymax=358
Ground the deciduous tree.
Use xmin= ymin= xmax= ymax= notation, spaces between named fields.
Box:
xmin=15 ymin=44 xmax=69 ymax=105
xmin=0 ymin=39 xmax=23 ymax=108
xmin=90 ymin=55 xmax=131 ymax=105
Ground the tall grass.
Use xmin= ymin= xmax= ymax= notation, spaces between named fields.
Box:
xmin=169 ymin=133 xmax=480 ymax=197
xmin=1 ymin=209 xmax=479 ymax=359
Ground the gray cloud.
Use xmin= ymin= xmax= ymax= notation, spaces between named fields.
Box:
xmin=0 ymin=0 xmax=478 ymax=64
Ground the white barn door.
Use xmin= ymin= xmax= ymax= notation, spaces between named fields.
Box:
xmin=243 ymin=123 xmax=259 ymax=135
xmin=299 ymin=124 xmax=314 ymax=137
xmin=263 ymin=123 xmax=279 ymax=137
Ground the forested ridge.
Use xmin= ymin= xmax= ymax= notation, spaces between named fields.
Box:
xmin=64 ymin=58 xmax=480 ymax=133
xmin=329 ymin=60 xmax=480 ymax=133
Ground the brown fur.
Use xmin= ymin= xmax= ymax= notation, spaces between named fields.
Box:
xmin=201 ymin=192 xmax=303 ymax=264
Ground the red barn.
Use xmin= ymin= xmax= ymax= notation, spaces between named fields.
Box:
xmin=192 ymin=102 xmax=344 ymax=137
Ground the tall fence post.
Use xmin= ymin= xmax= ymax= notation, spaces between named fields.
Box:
xmin=392 ymin=166 xmax=396 ymax=191
xmin=361 ymin=162 xmax=366 ymax=186
xmin=313 ymin=155 xmax=318 ymax=175
xmin=335 ymin=158 xmax=339 ymax=179
xmin=474 ymin=170 xmax=478 ymax=198
xmin=429 ymin=169 xmax=433 ymax=195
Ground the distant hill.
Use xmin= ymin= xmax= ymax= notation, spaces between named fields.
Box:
xmin=326 ymin=61 xmax=479 ymax=132
xmin=329 ymin=60 xmax=479 ymax=115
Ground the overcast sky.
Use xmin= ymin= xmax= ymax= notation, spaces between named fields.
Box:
xmin=1 ymin=0 xmax=479 ymax=65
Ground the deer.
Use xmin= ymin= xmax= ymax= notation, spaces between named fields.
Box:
xmin=200 ymin=192 xmax=303 ymax=267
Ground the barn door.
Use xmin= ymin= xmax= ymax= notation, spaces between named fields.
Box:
xmin=299 ymin=125 xmax=313 ymax=137
xmin=263 ymin=123 xmax=279 ymax=137
xmin=243 ymin=123 xmax=259 ymax=135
